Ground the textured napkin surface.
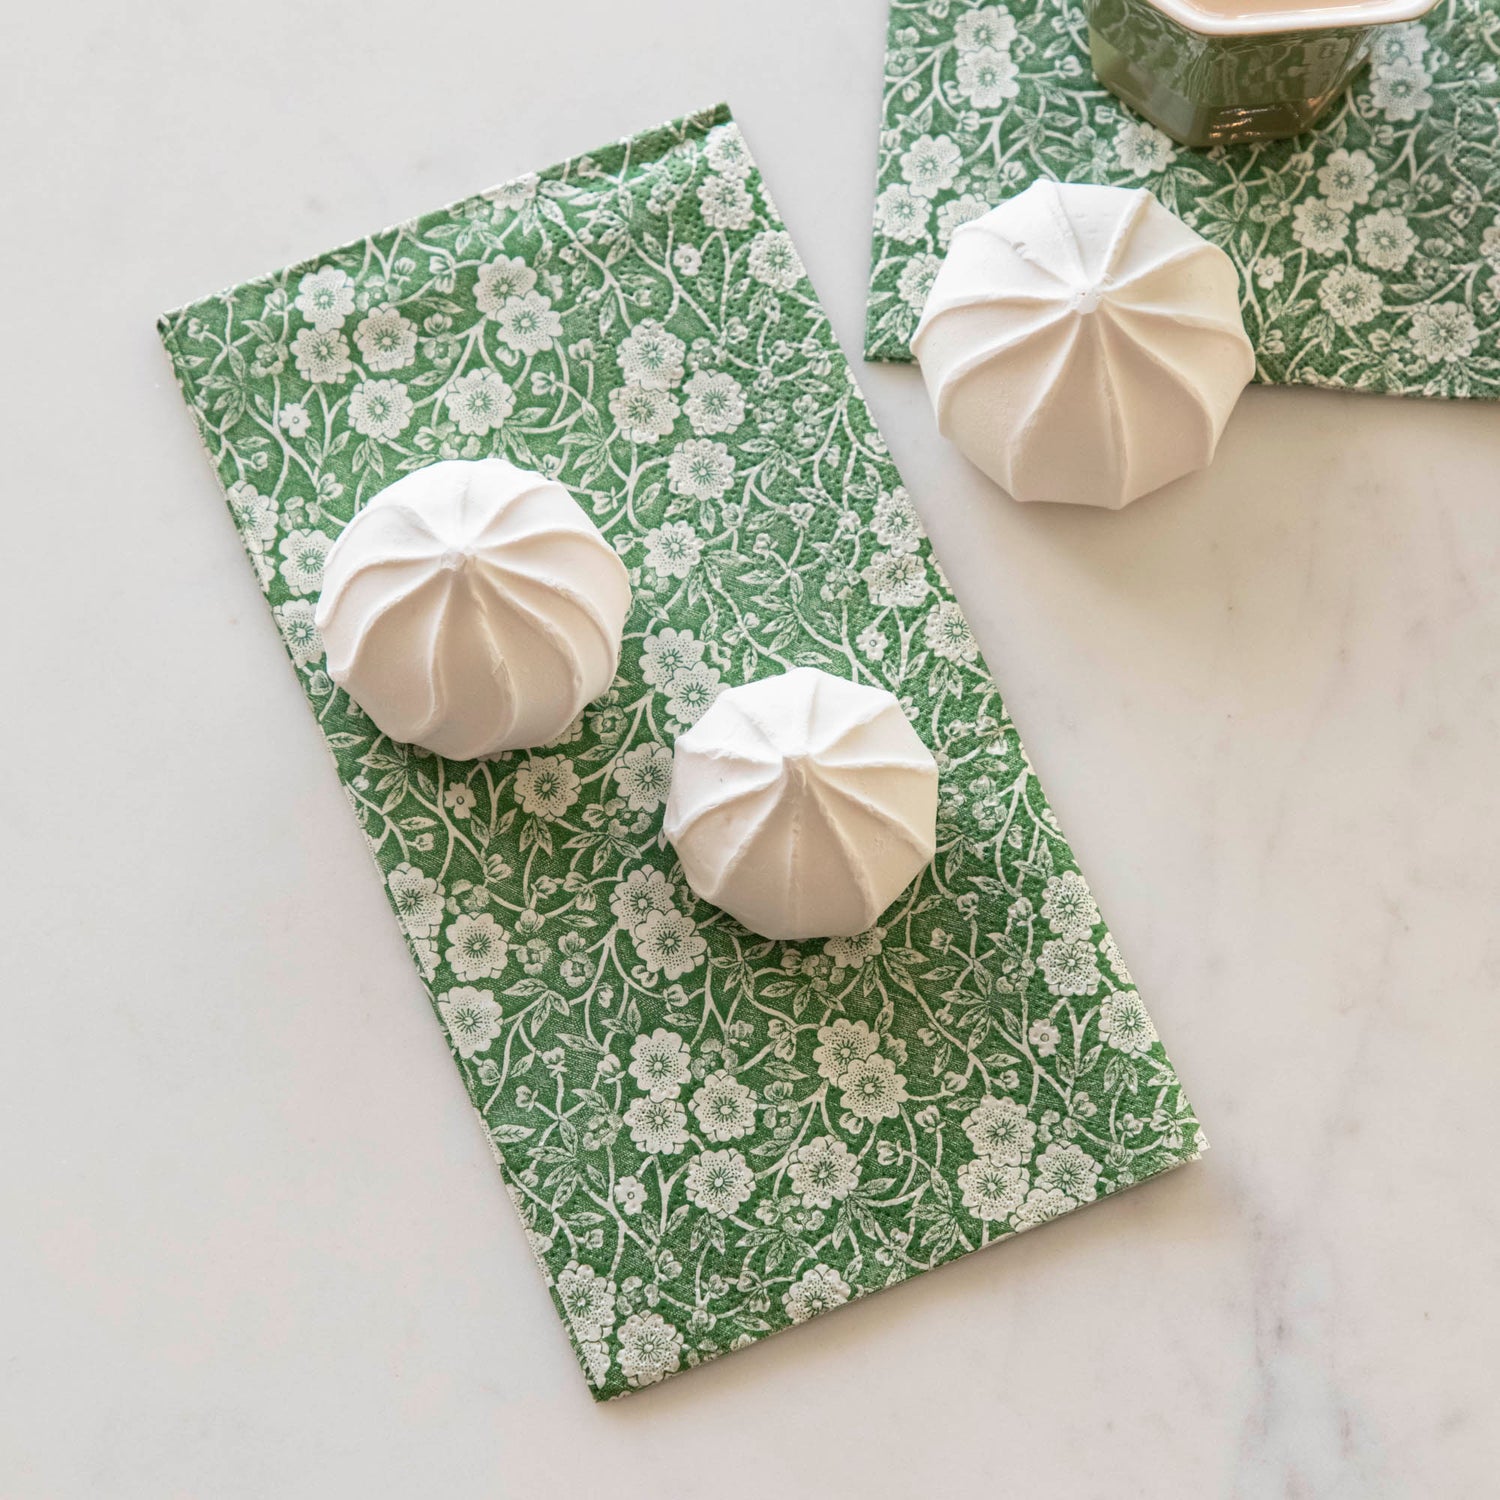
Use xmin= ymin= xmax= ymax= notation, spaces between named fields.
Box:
xmin=160 ymin=103 xmax=1203 ymax=1400
xmin=867 ymin=0 xmax=1500 ymax=397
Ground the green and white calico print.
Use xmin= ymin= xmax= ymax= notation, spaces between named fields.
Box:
xmin=160 ymin=104 xmax=1203 ymax=1400
xmin=868 ymin=0 xmax=1500 ymax=398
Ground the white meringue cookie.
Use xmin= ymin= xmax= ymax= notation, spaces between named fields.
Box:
xmin=315 ymin=458 xmax=630 ymax=759
xmin=663 ymin=667 xmax=939 ymax=941
xmin=912 ymin=180 xmax=1254 ymax=510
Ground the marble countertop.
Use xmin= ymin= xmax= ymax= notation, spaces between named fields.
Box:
xmin=3 ymin=1 xmax=1496 ymax=1494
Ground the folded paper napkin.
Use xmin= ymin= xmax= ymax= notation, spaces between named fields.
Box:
xmin=160 ymin=103 xmax=1204 ymax=1400
xmin=867 ymin=0 xmax=1500 ymax=398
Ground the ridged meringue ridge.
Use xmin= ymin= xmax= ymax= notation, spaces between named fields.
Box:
xmin=315 ymin=458 xmax=630 ymax=759
xmin=664 ymin=667 xmax=939 ymax=940
xmin=912 ymin=180 xmax=1254 ymax=509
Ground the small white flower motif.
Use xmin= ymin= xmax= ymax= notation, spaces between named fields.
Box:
xmin=1409 ymin=302 xmax=1479 ymax=365
xmin=579 ymin=1340 xmax=611 ymax=1389
xmin=1318 ymin=265 xmax=1383 ymax=329
xmin=617 ymin=1312 xmax=683 ymax=1388
xmin=1040 ymin=870 xmax=1100 ymax=940
xmin=277 ymin=401 xmax=311 ymax=438
xmin=488 ymin=172 xmax=539 ymax=210
xmin=294 ymin=266 xmax=355 ymax=330
xmin=634 ymin=908 xmax=707 ymax=981
xmin=609 ymin=383 xmax=680 ymax=442
xmin=444 ymin=912 xmax=509 ymax=982
xmin=290 ymin=326 xmax=352 ymax=384
xmin=664 ymin=662 xmax=723 ymax=725
xmin=1114 ymin=120 xmax=1175 ymax=176
xmin=1034 ymin=1141 xmax=1101 ymax=1203
xmin=957 ymin=46 xmax=1019 ymax=108
xmin=782 ymin=1263 xmax=851 ymax=1323
xmin=347 ymin=378 xmax=414 ymax=441
xmin=444 ymin=368 xmax=515 ymax=435
xmin=1316 ymin=148 xmax=1377 ymax=210
xmin=1099 ymin=989 xmax=1159 ymax=1057
xmin=1027 ymin=1017 xmax=1061 ymax=1058
xmin=474 ymin=256 xmax=537 ymax=318
xmin=437 ymin=985 xmax=503 ymax=1059
xmin=936 ymin=193 xmax=989 ymax=248
xmin=388 ymin=862 xmax=443 ymax=937
xmin=641 ymin=627 xmax=704 ymax=686
xmin=354 ymin=305 xmax=417 ymax=371
xmin=874 ymin=183 xmax=931 ymax=245
xmin=495 ymin=291 xmax=562 ymax=355
xmin=682 ymin=370 xmax=745 ymax=436
xmin=1356 ymin=208 xmax=1418 ymax=271
xmin=862 ymin=549 xmax=930 ymax=608
xmin=690 ymin=1069 xmax=758 ymax=1142
xmin=618 ymin=319 xmax=686 ymax=388
xmin=747 ymin=229 xmax=804 ymax=291
xmin=685 ymin=1148 xmax=756 ymax=1217
xmin=1039 ymin=936 xmax=1103 ymax=997
xmin=672 ymin=243 xmax=702 ymax=277
xmin=644 ymin=520 xmax=705 ymax=579
xmin=1100 ymin=931 xmax=1133 ymax=987
xmin=697 ymin=173 xmax=755 ymax=231
xmin=623 ymin=1095 xmax=689 ymax=1156
xmin=613 ymin=1175 xmax=647 ymax=1215
xmin=610 ymin=867 xmax=678 ymax=931
xmin=839 ymin=1053 xmax=908 ymax=1122
xmin=1483 ymin=224 xmax=1500 ymax=269
xmin=1372 ymin=22 xmax=1428 ymax=67
xmin=556 ymin=1262 xmax=617 ymax=1343
xmin=857 ymin=622 xmax=888 ymax=660
xmin=628 ymin=1029 xmax=693 ymax=1100
xmin=787 ymin=1135 xmax=861 ymax=1209
xmin=900 ymin=133 xmax=963 ymax=200
xmin=410 ymin=937 xmax=439 ymax=981
xmin=1368 ymin=57 xmax=1432 ymax=122
xmin=704 ymin=122 xmax=753 ymax=178
xmin=962 ymin=1096 xmax=1036 ymax=1165
xmin=924 ymin=601 xmax=978 ymax=664
xmin=1291 ymin=197 xmax=1349 ymax=256
xmin=274 ymin=598 xmax=322 ymax=667
xmin=958 ymin=1158 xmax=1028 ymax=1222
xmin=667 ymin=438 xmax=736 ymax=501
xmin=872 ymin=486 xmax=922 ymax=552
xmin=1253 ymin=255 xmax=1285 ymax=290
xmin=612 ymin=742 xmax=673 ymax=813
xmin=1012 ymin=1186 xmax=1076 ymax=1230
xmin=278 ymin=528 xmax=331 ymax=596
xmin=955 ymin=6 xmax=1018 ymax=52
xmin=897 ymin=252 xmax=940 ymax=313
xmin=227 ymin=481 xmax=278 ymax=551
xmin=813 ymin=1019 xmax=880 ymax=1084
xmin=823 ymin=928 xmax=884 ymax=971
xmin=443 ymin=784 xmax=475 ymax=819
xmin=513 ymin=755 xmax=581 ymax=819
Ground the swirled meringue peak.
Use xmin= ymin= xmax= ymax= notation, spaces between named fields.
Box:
xmin=315 ymin=458 xmax=630 ymax=759
xmin=664 ymin=667 xmax=939 ymax=941
xmin=912 ymin=180 xmax=1254 ymax=510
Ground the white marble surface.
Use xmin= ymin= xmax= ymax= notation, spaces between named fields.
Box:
xmin=3 ymin=2 xmax=1497 ymax=1494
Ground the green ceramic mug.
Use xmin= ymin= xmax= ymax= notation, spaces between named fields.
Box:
xmin=1086 ymin=0 xmax=1439 ymax=147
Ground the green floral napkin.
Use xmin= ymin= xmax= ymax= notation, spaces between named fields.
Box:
xmin=868 ymin=0 xmax=1500 ymax=397
xmin=159 ymin=103 xmax=1204 ymax=1400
